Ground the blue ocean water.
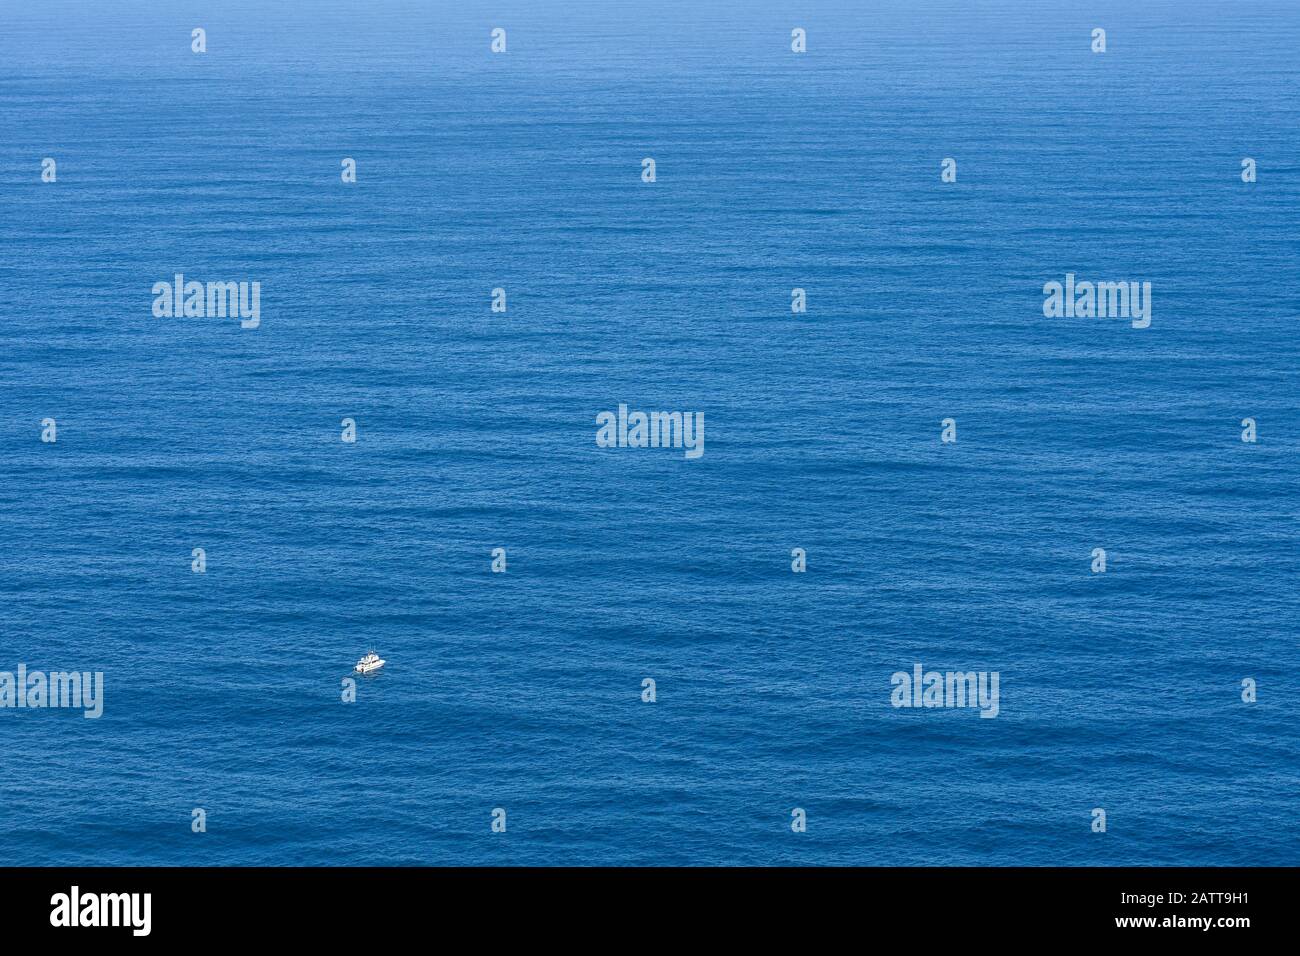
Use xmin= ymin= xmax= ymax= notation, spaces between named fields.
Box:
xmin=1 ymin=0 xmax=1298 ymax=866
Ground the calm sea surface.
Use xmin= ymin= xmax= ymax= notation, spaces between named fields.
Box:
xmin=1 ymin=0 xmax=1297 ymax=865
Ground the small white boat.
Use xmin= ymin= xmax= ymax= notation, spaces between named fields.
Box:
xmin=355 ymin=651 xmax=385 ymax=674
